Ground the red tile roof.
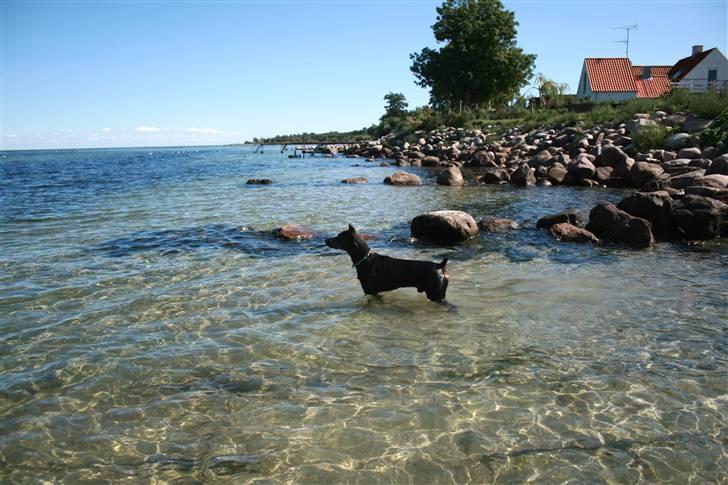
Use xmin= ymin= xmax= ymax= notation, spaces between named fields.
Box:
xmin=633 ymin=65 xmax=673 ymax=98
xmin=635 ymin=76 xmax=672 ymax=98
xmin=585 ymin=58 xmax=637 ymax=92
xmin=669 ymin=48 xmax=715 ymax=81
xmin=631 ymin=65 xmax=672 ymax=77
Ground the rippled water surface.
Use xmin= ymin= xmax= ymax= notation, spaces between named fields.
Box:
xmin=1 ymin=146 xmax=727 ymax=483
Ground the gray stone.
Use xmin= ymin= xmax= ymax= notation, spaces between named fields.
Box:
xmin=670 ymin=169 xmax=706 ymax=189
xmin=706 ymin=155 xmax=728 ymax=175
xmin=411 ymin=210 xmax=479 ymax=242
xmin=422 ymin=156 xmax=441 ymax=167
xmin=677 ymin=147 xmax=701 ymax=159
xmin=567 ymin=155 xmax=596 ymax=179
xmin=478 ymin=167 xmax=510 ymax=184
xmin=341 ymin=177 xmax=368 ymax=184
xmin=665 ymin=132 xmax=690 ymax=149
xmin=547 ymin=165 xmax=568 ymax=185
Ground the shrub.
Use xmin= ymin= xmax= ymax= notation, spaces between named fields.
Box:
xmin=633 ymin=125 xmax=672 ymax=152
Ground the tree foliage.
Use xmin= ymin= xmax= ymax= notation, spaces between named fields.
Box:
xmin=382 ymin=92 xmax=409 ymax=118
xmin=410 ymin=0 xmax=536 ymax=108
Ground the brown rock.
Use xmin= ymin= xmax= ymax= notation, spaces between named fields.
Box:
xmin=478 ymin=217 xmax=519 ymax=232
xmin=341 ymin=177 xmax=368 ymax=184
xmin=550 ymin=223 xmax=600 ymax=243
xmin=272 ymin=224 xmax=315 ymax=240
xmin=383 ymin=171 xmax=422 ymax=186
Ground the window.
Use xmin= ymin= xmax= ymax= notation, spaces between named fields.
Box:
xmin=708 ymin=69 xmax=717 ymax=82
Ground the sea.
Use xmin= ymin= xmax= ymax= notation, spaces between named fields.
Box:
xmin=1 ymin=145 xmax=726 ymax=482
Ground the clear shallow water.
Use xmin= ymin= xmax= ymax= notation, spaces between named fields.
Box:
xmin=1 ymin=146 xmax=726 ymax=483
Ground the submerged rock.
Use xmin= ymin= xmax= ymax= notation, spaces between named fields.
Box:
xmin=478 ymin=217 xmax=519 ymax=232
xmin=246 ymin=179 xmax=272 ymax=185
xmin=272 ymin=225 xmax=315 ymax=240
xmin=341 ymin=177 xmax=368 ymax=184
xmin=411 ymin=210 xmax=479 ymax=242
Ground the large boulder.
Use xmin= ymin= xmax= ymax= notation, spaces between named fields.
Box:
xmin=629 ymin=162 xmax=665 ymax=187
xmin=586 ymin=202 xmax=654 ymax=248
xmin=547 ymin=165 xmax=568 ymax=185
xmin=411 ymin=210 xmax=479 ymax=242
xmin=600 ymin=145 xmax=629 ymax=167
xmin=529 ymin=150 xmax=553 ymax=168
xmin=665 ymin=132 xmax=690 ymax=149
xmin=613 ymin=156 xmax=635 ymax=179
xmin=436 ymin=166 xmax=464 ymax=186
xmin=478 ymin=167 xmax=510 ymax=184
xmin=706 ymin=155 xmax=728 ymax=175
xmin=550 ymin=223 xmax=600 ymax=243
xmin=669 ymin=195 xmax=728 ymax=239
xmin=478 ymin=216 xmax=519 ymax=232
xmin=567 ymin=155 xmax=596 ymax=180
xmin=669 ymin=169 xmax=706 ymax=189
xmin=617 ymin=191 xmax=672 ymax=237
xmin=684 ymin=186 xmax=728 ymax=203
xmin=537 ymin=209 xmax=584 ymax=229
xmin=677 ymin=147 xmax=701 ymax=159
xmin=510 ymin=163 xmax=536 ymax=186
xmin=383 ymin=171 xmax=422 ymax=186
xmin=272 ymin=224 xmax=315 ymax=240
xmin=682 ymin=115 xmax=713 ymax=133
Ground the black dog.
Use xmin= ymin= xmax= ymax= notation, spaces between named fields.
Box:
xmin=325 ymin=225 xmax=449 ymax=301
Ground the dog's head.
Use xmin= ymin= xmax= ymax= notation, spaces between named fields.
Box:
xmin=325 ymin=224 xmax=361 ymax=252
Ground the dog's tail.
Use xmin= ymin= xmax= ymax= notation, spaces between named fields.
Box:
xmin=437 ymin=257 xmax=449 ymax=278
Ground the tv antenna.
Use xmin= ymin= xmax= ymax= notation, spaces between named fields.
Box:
xmin=613 ymin=24 xmax=638 ymax=58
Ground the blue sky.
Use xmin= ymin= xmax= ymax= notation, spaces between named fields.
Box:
xmin=1 ymin=0 xmax=726 ymax=149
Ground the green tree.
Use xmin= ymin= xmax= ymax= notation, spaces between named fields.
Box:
xmin=410 ymin=0 xmax=536 ymax=108
xmin=535 ymin=73 xmax=570 ymax=108
xmin=382 ymin=92 xmax=409 ymax=118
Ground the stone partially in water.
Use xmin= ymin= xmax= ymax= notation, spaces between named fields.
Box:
xmin=586 ymin=202 xmax=654 ymax=248
xmin=246 ymin=179 xmax=272 ymax=185
xmin=383 ymin=171 xmax=422 ymax=186
xmin=669 ymin=195 xmax=728 ymax=240
xmin=537 ymin=209 xmax=584 ymax=229
xmin=411 ymin=210 xmax=479 ymax=242
xmin=341 ymin=177 xmax=368 ymax=184
xmin=272 ymin=225 xmax=315 ymax=240
xmin=550 ymin=222 xmax=600 ymax=243
xmin=436 ymin=167 xmax=464 ymax=186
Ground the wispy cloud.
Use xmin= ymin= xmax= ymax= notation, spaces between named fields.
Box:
xmin=185 ymin=127 xmax=219 ymax=135
xmin=136 ymin=126 xmax=162 ymax=133
xmin=101 ymin=127 xmax=112 ymax=132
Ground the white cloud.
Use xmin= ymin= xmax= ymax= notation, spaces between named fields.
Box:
xmin=185 ymin=127 xmax=219 ymax=135
xmin=136 ymin=126 xmax=162 ymax=133
xmin=101 ymin=127 xmax=112 ymax=132
xmin=4 ymin=133 xmax=17 ymax=137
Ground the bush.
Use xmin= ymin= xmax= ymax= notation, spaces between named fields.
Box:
xmin=700 ymin=107 xmax=728 ymax=147
xmin=633 ymin=125 xmax=672 ymax=152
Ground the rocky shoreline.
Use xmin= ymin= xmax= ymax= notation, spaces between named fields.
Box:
xmin=332 ymin=110 xmax=727 ymax=247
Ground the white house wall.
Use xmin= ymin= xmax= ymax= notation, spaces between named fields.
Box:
xmin=676 ymin=49 xmax=728 ymax=92
xmin=576 ymin=62 xmax=637 ymax=102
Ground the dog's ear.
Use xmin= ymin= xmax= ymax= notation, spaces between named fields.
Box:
xmin=348 ymin=224 xmax=357 ymax=234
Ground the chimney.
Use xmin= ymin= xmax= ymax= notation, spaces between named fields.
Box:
xmin=692 ymin=45 xmax=703 ymax=56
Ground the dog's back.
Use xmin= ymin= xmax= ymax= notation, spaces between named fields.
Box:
xmin=358 ymin=254 xmax=448 ymax=301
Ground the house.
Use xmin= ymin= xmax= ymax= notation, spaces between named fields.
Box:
xmin=669 ymin=46 xmax=728 ymax=93
xmin=576 ymin=58 xmax=672 ymax=101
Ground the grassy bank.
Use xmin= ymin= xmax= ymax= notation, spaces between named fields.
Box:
xmin=258 ymin=89 xmax=727 ymax=144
